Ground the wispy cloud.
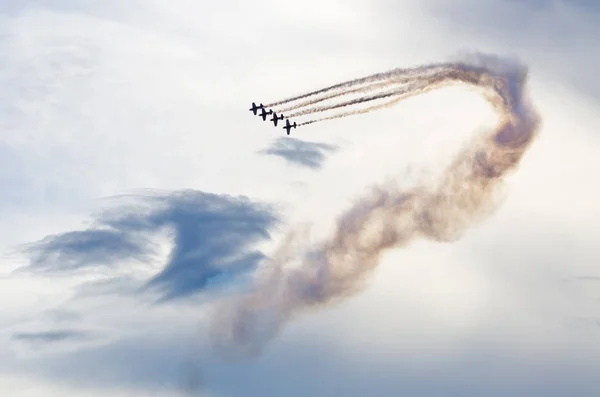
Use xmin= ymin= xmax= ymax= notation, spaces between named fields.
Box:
xmin=23 ymin=230 xmax=154 ymax=272
xmin=12 ymin=330 xmax=93 ymax=344
xmin=259 ymin=137 xmax=338 ymax=169
xmin=20 ymin=190 xmax=278 ymax=300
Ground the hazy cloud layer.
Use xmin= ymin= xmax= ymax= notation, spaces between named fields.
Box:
xmin=1 ymin=0 xmax=600 ymax=396
xmin=12 ymin=330 xmax=93 ymax=344
xmin=417 ymin=0 xmax=600 ymax=100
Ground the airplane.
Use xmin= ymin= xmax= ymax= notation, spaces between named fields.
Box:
xmin=259 ymin=107 xmax=273 ymax=121
xmin=270 ymin=112 xmax=284 ymax=126
xmin=283 ymin=119 xmax=297 ymax=135
xmin=249 ymin=102 xmax=264 ymax=115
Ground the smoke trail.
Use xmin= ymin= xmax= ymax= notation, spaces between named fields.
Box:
xmin=289 ymin=66 xmax=489 ymax=119
xmin=262 ymin=68 xmax=403 ymax=108
xmin=216 ymin=53 xmax=540 ymax=355
xmin=285 ymin=85 xmax=415 ymax=118
xmin=274 ymin=80 xmax=401 ymax=113
xmin=277 ymin=64 xmax=486 ymax=125
xmin=297 ymin=75 xmax=481 ymax=126
xmin=297 ymin=87 xmax=434 ymax=126
xmin=272 ymin=65 xmax=450 ymax=114
xmin=263 ymin=62 xmax=455 ymax=108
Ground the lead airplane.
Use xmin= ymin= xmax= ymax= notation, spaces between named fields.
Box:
xmin=249 ymin=102 xmax=264 ymax=115
xmin=259 ymin=107 xmax=273 ymax=121
xmin=283 ymin=119 xmax=297 ymax=135
xmin=270 ymin=112 xmax=284 ymax=126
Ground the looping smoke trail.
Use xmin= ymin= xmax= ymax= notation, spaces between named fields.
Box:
xmin=216 ymin=53 xmax=540 ymax=356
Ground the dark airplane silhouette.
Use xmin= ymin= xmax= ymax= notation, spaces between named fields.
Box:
xmin=270 ymin=112 xmax=284 ymax=126
xmin=249 ymin=102 xmax=264 ymax=115
xmin=283 ymin=119 xmax=297 ymax=135
xmin=260 ymin=108 xmax=273 ymax=121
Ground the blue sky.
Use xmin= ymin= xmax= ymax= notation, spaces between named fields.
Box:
xmin=1 ymin=1 xmax=600 ymax=396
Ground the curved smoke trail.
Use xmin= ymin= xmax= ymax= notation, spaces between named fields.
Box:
xmin=216 ymin=52 xmax=540 ymax=355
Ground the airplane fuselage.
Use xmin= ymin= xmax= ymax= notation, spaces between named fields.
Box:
xmin=249 ymin=102 xmax=265 ymax=115
xmin=271 ymin=113 xmax=284 ymax=126
xmin=260 ymin=109 xmax=272 ymax=120
xmin=283 ymin=120 xmax=297 ymax=135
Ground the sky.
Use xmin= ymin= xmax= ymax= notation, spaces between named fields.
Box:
xmin=1 ymin=0 xmax=600 ymax=396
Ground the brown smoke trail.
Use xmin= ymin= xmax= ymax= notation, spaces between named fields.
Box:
xmin=215 ymin=53 xmax=540 ymax=356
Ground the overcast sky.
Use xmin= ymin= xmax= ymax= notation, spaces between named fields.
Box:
xmin=1 ymin=1 xmax=600 ymax=396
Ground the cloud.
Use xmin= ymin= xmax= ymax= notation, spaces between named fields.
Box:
xmin=7 ymin=328 xmax=210 ymax=395
xmin=23 ymin=230 xmax=154 ymax=272
xmin=73 ymin=276 xmax=142 ymax=298
xmin=14 ymin=324 xmax=599 ymax=397
xmin=20 ymin=190 xmax=278 ymax=300
xmin=12 ymin=330 xmax=93 ymax=344
xmin=259 ymin=137 xmax=338 ymax=169
xmin=415 ymin=0 xmax=600 ymax=100
xmin=1 ymin=0 xmax=600 ymax=396
xmin=203 ymin=344 xmax=600 ymax=397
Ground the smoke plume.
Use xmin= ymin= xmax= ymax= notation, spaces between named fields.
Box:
xmin=215 ymin=52 xmax=540 ymax=355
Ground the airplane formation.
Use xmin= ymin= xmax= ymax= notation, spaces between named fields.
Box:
xmin=249 ymin=102 xmax=297 ymax=135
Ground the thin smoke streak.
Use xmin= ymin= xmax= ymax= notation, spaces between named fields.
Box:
xmin=286 ymin=84 xmax=418 ymax=118
xmin=298 ymin=94 xmax=416 ymax=126
xmin=273 ymin=80 xmax=402 ymax=113
xmin=284 ymin=65 xmax=485 ymax=119
xmin=263 ymin=62 xmax=455 ymax=108
xmin=298 ymin=78 xmax=477 ymax=126
xmin=262 ymin=71 xmax=399 ymax=108
xmin=271 ymin=67 xmax=446 ymax=114
xmin=297 ymin=86 xmax=438 ymax=126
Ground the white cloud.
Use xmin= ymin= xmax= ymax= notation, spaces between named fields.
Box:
xmin=1 ymin=0 xmax=599 ymax=396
